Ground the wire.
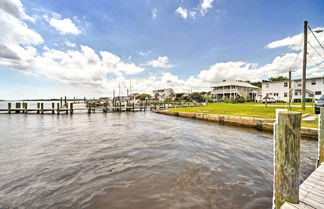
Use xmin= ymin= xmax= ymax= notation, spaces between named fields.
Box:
xmin=308 ymin=25 xmax=324 ymax=51
xmin=288 ymin=35 xmax=304 ymax=72
xmin=308 ymin=41 xmax=324 ymax=60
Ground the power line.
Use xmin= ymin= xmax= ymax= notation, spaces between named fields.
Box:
xmin=308 ymin=41 xmax=324 ymax=60
xmin=288 ymin=35 xmax=303 ymax=72
xmin=308 ymin=25 xmax=324 ymax=51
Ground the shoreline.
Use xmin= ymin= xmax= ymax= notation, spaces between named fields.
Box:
xmin=153 ymin=109 xmax=318 ymax=139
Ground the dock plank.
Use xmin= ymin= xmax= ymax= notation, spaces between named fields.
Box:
xmin=281 ymin=163 xmax=324 ymax=209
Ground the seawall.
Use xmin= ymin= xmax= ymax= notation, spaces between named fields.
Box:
xmin=153 ymin=110 xmax=318 ymax=139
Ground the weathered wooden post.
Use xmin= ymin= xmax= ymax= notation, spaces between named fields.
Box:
xmin=8 ymin=103 xmax=11 ymax=114
xmin=70 ymin=103 xmax=73 ymax=114
xmin=52 ymin=103 xmax=55 ymax=114
xmin=92 ymin=103 xmax=95 ymax=113
xmin=60 ymin=97 xmax=63 ymax=108
xmin=88 ymin=102 xmax=91 ymax=114
xmin=274 ymin=111 xmax=301 ymax=209
xmin=64 ymin=96 xmax=67 ymax=108
xmin=57 ymin=103 xmax=60 ymax=114
xmin=37 ymin=103 xmax=40 ymax=114
xmin=318 ymin=107 xmax=324 ymax=166
xmin=15 ymin=103 xmax=19 ymax=113
xmin=24 ymin=103 xmax=28 ymax=114
xmin=132 ymin=103 xmax=135 ymax=112
xmin=41 ymin=103 xmax=44 ymax=114
xmin=66 ymin=102 xmax=68 ymax=114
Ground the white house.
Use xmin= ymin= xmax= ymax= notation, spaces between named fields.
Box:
xmin=262 ymin=76 xmax=324 ymax=102
xmin=153 ymin=88 xmax=175 ymax=101
xmin=211 ymin=80 xmax=260 ymax=101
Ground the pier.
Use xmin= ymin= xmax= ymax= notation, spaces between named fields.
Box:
xmin=275 ymin=108 xmax=324 ymax=209
xmin=0 ymin=101 xmax=204 ymax=114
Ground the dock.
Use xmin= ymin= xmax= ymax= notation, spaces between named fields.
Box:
xmin=281 ymin=163 xmax=324 ymax=209
xmin=0 ymin=101 xmax=204 ymax=114
xmin=274 ymin=108 xmax=324 ymax=209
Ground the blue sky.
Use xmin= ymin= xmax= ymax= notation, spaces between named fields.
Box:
xmin=0 ymin=0 xmax=323 ymax=99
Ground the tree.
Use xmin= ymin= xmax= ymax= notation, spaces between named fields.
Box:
xmin=136 ymin=94 xmax=151 ymax=100
xmin=268 ymin=76 xmax=288 ymax=81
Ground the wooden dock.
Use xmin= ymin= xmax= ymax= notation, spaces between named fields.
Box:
xmin=0 ymin=101 xmax=204 ymax=114
xmin=281 ymin=163 xmax=324 ymax=209
xmin=275 ymin=108 xmax=324 ymax=209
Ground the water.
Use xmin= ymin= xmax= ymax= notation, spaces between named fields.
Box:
xmin=0 ymin=111 xmax=318 ymax=209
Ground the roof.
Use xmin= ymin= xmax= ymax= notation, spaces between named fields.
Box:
xmin=262 ymin=76 xmax=324 ymax=83
xmin=211 ymin=80 xmax=259 ymax=89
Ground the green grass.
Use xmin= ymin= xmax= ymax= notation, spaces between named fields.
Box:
xmin=170 ymin=103 xmax=318 ymax=128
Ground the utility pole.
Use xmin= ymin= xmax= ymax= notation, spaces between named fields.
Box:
xmin=288 ymin=70 xmax=292 ymax=110
xmin=302 ymin=20 xmax=308 ymax=110
xmin=118 ymin=83 xmax=121 ymax=97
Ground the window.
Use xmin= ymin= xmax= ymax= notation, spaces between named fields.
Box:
xmin=309 ymin=94 xmax=314 ymax=97
xmin=295 ymin=91 xmax=298 ymax=96
xmin=298 ymin=84 xmax=301 ymax=87
xmin=284 ymin=82 xmax=288 ymax=87
xmin=274 ymin=93 xmax=278 ymax=96
xmin=269 ymin=93 xmax=272 ymax=95
xmin=315 ymin=91 xmax=322 ymax=95
xmin=311 ymin=80 xmax=316 ymax=85
xmin=284 ymin=92 xmax=287 ymax=97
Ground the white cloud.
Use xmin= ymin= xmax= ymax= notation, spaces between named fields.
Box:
xmin=200 ymin=0 xmax=214 ymax=15
xmin=49 ymin=17 xmax=81 ymax=35
xmin=176 ymin=7 xmax=188 ymax=19
xmin=64 ymin=40 xmax=76 ymax=47
xmin=146 ymin=56 xmax=174 ymax=68
xmin=139 ymin=50 xmax=151 ymax=56
xmin=152 ymin=8 xmax=158 ymax=19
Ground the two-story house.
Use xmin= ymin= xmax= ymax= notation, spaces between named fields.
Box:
xmin=211 ymin=80 xmax=260 ymax=102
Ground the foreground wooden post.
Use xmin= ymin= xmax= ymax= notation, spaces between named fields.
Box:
xmin=60 ymin=97 xmax=63 ymax=108
xmin=52 ymin=103 xmax=55 ymax=114
xmin=274 ymin=111 xmax=301 ymax=209
xmin=88 ymin=103 xmax=91 ymax=114
xmin=70 ymin=103 xmax=73 ymax=114
xmin=8 ymin=103 xmax=11 ymax=114
xmin=37 ymin=103 xmax=40 ymax=114
xmin=318 ymin=107 xmax=324 ymax=166
xmin=15 ymin=103 xmax=19 ymax=113
xmin=64 ymin=96 xmax=67 ymax=107
xmin=41 ymin=103 xmax=44 ymax=114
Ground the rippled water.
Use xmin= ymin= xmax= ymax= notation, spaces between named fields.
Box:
xmin=0 ymin=111 xmax=318 ymax=209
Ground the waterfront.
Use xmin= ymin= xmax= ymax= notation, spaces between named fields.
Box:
xmin=0 ymin=112 xmax=318 ymax=209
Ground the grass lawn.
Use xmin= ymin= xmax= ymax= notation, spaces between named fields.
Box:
xmin=170 ymin=103 xmax=318 ymax=128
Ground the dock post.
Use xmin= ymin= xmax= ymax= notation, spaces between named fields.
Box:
xmin=24 ymin=103 xmax=28 ymax=114
xmin=52 ymin=103 xmax=55 ymax=114
xmin=103 ymin=102 xmax=107 ymax=113
xmin=60 ymin=97 xmax=63 ymax=108
xmin=64 ymin=96 xmax=67 ymax=108
xmin=8 ymin=103 xmax=11 ymax=114
xmin=37 ymin=103 xmax=40 ymax=114
xmin=274 ymin=111 xmax=301 ymax=209
xmin=66 ymin=102 xmax=68 ymax=114
xmin=88 ymin=103 xmax=91 ymax=114
xmin=41 ymin=103 xmax=44 ymax=114
xmin=70 ymin=103 xmax=73 ymax=114
xmin=15 ymin=103 xmax=19 ymax=113
xmin=133 ymin=103 xmax=135 ymax=112
xmin=318 ymin=107 xmax=324 ymax=166
xmin=57 ymin=103 xmax=60 ymax=114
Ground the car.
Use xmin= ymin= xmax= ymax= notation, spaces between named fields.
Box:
xmin=315 ymin=95 xmax=324 ymax=114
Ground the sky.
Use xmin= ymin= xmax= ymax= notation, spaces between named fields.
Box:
xmin=0 ymin=0 xmax=323 ymax=99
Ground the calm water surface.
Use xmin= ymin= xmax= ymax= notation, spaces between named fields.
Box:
xmin=0 ymin=110 xmax=318 ymax=209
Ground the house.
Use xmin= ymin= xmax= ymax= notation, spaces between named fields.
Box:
xmin=262 ymin=76 xmax=324 ymax=102
xmin=153 ymin=88 xmax=175 ymax=101
xmin=128 ymin=93 xmax=140 ymax=100
xmin=211 ymin=80 xmax=260 ymax=101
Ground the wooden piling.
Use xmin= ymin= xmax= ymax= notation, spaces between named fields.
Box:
xmin=60 ymin=97 xmax=63 ymax=108
xmin=37 ymin=103 xmax=40 ymax=114
xmin=24 ymin=103 xmax=27 ymax=113
xmin=52 ymin=103 xmax=55 ymax=114
xmin=70 ymin=103 xmax=73 ymax=114
xmin=88 ymin=102 xmax=91 ymax=114
xmin=64 ymin=96 xmax=67 ymax=107
xmin=41 ymin=103 xmax=44 ymax=114
xmin=274 ymin=111 xmax=301 ymax=209
xmin=318 ymin=107 xmax=324 ymax=166
xmin=15 ymin=103 xmax=19 ymax=113
xmin=132 ymin=103 xmax=135 ymax=112
xmin=8 ymin=103 xmax=11 ymax=114
xmin=57 ymin=103 xmax=60 ymax=114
